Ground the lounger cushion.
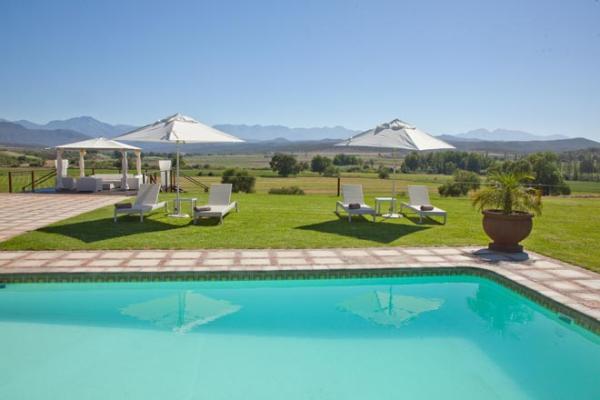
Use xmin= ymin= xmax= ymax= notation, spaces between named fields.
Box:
xmin=337 ymin=202 xmax=376 ymax=214
xmin=403 ymin=204 xmax=446 ymax=214
xmin=115 ymin=203 xmax=132 ymax=209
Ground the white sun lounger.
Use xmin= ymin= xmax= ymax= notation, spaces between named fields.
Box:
xmin=113 ymin=184 xmax=167 ymax=222
xmin=193 ymin=184 xmax=238 ymax=224
xmin=400 ymin=185 xmax=447 ymax=224
xmin=336 ymin=184 xmax=376 ymax=222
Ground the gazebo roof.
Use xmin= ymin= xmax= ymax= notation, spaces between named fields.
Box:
xmin=55 ymin=137 xmax=141 ymax=151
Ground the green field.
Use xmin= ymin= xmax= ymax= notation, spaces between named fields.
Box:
xmin=4 ymin=166 xmax=599 ymax=196
xmin=1 ymin=190 xmax=599 ymax=273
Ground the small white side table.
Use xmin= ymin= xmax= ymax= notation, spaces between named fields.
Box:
xmin=172 ymin=197 xmax=197 ymax=218
xmin=375 ymin=197 xmax=401 ymax=218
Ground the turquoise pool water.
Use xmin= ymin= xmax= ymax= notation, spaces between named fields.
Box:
xmin=1 ymin=275 xmax=599 ymax=399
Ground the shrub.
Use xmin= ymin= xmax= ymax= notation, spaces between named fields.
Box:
xmin=438 ymin=182 xmax=463 ymax=197
xmin=268 ymin=186 xmax=305 ymax=195
xmin=438 ymin=169 xmax=481 ymax=197
xmin=378 ymin=166 xmax=390 ymax=179
xmin=333 ymin=154 xmax=362 ymax=166
xmin=269 ymin=153 xmax=300 ymax=176
xmin=298 ymin=161 xmax=310 ymax=172
xmin=221 ymin=168 xmax=255 ymax=193
xmin=310 ymin=155 xmax=332 ymax=174
xmin=323 ymin=165 xmax=340 ymax=177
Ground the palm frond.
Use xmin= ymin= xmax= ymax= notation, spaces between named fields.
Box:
xmin=472 ymin=172 xmax=542 ymax=215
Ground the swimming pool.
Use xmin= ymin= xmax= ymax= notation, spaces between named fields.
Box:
xmin=0 ymin=274 xmax=599 ymax=399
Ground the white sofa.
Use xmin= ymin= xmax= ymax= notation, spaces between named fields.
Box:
xmin=60 ymin=177 xmax=77 ymax=191
xmin=76 ymin=177 xmax=103 ymax=192
xmin=90 ymin=174 xmax=142 ymax=190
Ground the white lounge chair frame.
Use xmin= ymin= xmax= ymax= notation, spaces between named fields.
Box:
xmin=193 ymin=184 xmax=238 ymax=224
xmin=113 ymin=184 xmax=167 ymax=222
xmin=335 ymin=184 xmax=376 ymax=222
xmin=400 ymin=185 xmax=447 ymax=224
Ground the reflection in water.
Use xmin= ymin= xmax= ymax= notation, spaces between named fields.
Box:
xmin=121 ymin=291 xmax=241 ymax=333
xmin=467 ymin=284 xmax=533 ymax=333
xmin=338 ymin=286 xmax=443 ymax=328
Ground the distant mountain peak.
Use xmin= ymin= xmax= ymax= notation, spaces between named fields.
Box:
xmin=452 ymin=128 xmax=568 ymax=142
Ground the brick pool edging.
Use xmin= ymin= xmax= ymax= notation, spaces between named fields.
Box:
xmin=1 ymin=247 xmax=600 ymax=332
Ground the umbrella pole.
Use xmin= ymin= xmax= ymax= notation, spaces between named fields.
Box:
xmin=383 ymin=149 xmax=401 ymax=218
xmin=169 ymin=140 xmax=189 ymax=218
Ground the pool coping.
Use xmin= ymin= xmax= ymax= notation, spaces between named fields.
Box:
xmin=1 ymin=247 xmax=600 ymax=333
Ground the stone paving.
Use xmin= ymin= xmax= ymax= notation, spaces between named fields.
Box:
xmin=0 ymin=193 xmax=127 ymax=242
xmin=1 ymin=246 xmax=599 ymax=323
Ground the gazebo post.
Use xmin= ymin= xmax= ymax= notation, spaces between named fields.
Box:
xmin=79 ymin=149 xmax=86 ymax=177
xmin=135 ymin=150 xmax=142 ymax=176
xmin=56 ymin=149 xmax=64 ymax=190
xmin=121 ymin=151 xmax=129 ymax=190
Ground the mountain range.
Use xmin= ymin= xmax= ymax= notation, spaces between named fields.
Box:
xmin=1 ymin=116 xmax=599 ymax=154
xmin=0 ymin=121 xmax=89 ymax=147
xmin=7 ymin=116 xmax=136 ymax=138
xmin=213 ymin=124 xmax=357 ymax=141
xmin=450 ymin=128 xmax=568 ymax=142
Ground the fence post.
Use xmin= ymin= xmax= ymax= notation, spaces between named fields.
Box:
xmin=31 ymin=170 xmax=35 ymax=192
xmin=337 ymin=176 xmax=341 ymax=197
xmin=8 ymin=171 xmax=12 ymax=193
xmin=91 ymin=167 xmax=95 ymax=176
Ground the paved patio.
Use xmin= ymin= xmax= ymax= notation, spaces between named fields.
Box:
xmin=1 ymin=246 xmax=599 ymax=325
xmin=0 ymin=193 xmax=127 ymax=242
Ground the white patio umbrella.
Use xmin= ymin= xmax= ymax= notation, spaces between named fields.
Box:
xmin=116 ymin=113 xmax=244 ymax=217
xmin=336 ymin=119 xmax=454 ymax=217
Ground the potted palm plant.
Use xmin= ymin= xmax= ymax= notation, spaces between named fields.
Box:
xmin=472 ymin=172 xmax=542 ymax=253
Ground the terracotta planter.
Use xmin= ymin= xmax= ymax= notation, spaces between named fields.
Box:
xmin=482 ymin=210 xmax=533 ymax=253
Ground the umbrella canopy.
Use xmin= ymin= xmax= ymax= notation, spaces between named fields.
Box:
xmin=338 ymin=288 xmax=443 ymax=328
xmin=55 ymin=137 xmax=141 ymax=151
xmin=116 ymin=113 xmax=244 ymax=144
xmin=121 ymin=291 xmax=241 ymax=334
xmin=336 ymin=119 xmax=454 ymax=151
xmin=116 ymin=113 xmax=244 ymax=216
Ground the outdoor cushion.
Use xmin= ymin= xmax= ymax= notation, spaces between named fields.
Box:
xmin=115 ymin=203 xmax=132 ymax=209
xmin=348 ymin=203 xmax=361 ymax=209
xmin=420 ymin=205 xmax=434 ymax=211
xmin=194 ymin=206 xmax=211 ymax=212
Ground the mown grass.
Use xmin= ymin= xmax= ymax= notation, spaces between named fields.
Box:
xmin=1 ymin=191 xmax=598 ymax=273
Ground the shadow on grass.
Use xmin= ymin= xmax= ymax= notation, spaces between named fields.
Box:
xmin=295 ymin=214 xmax=430 ymax=243
xmin=403 ymin=214 xmax=445 ymax=226
xmin=38 ymin=216 xmax=185 ymax=243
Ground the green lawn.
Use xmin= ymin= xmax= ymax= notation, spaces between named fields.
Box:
xmin=1 ymin=191 xmax=598 ymax=273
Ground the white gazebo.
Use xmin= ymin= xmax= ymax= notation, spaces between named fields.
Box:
xmin=54 ymin=137 xmax=142 ymax=190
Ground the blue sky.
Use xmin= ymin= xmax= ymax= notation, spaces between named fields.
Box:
xmin=1 ymin=0 xmax=599 ymax=138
